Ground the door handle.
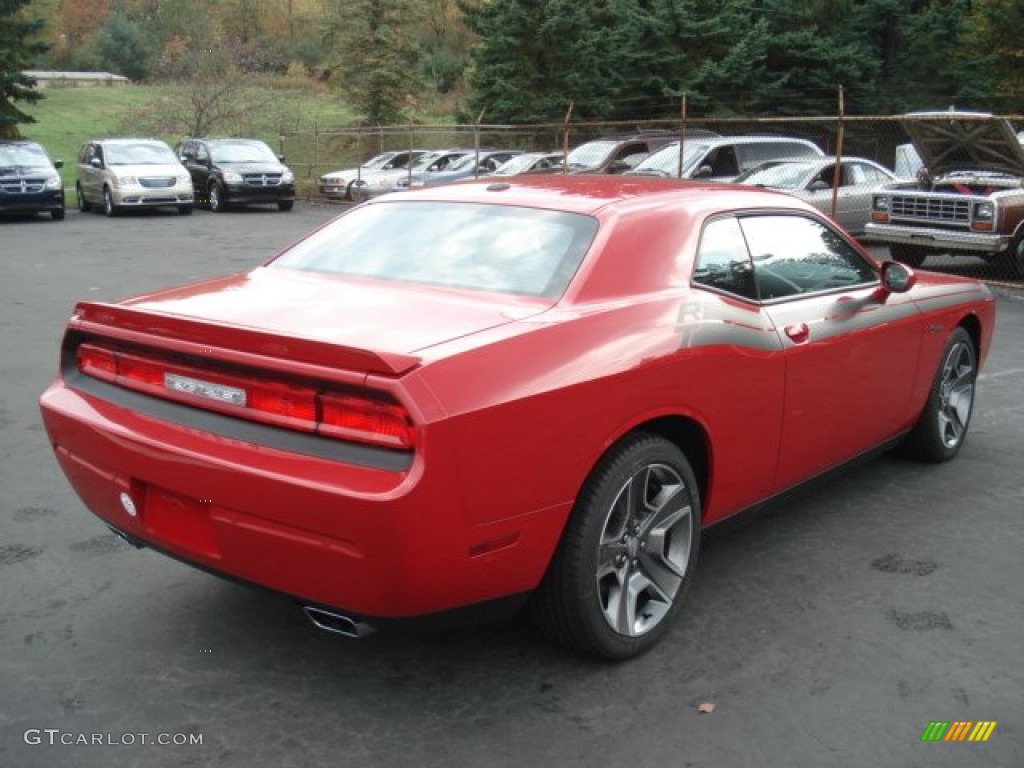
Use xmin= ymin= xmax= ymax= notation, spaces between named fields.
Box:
xmin=785 ymin=322 xmax=810 ymax=344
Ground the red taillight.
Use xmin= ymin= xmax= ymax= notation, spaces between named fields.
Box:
xmin=77 ymin=344 xmax=117 ymax=382
xmin=319 ymin=393 xmax=416 ymax=449
xmin=75 ymin=342 xmax=414 ymax=451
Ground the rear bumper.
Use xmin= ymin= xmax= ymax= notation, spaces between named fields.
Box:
xmin=39 ymin=380 xmax=563 ymax=620
xmin=864 ymin=222 xmax=1011 ymax=254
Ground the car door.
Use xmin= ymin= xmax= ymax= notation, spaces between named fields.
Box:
xmin=81 ymin=143 xmax=104 ymax=203
xmin=190 ymin=142 xmax=213 ymax=199
xmin=739 ymin=213 xmax=925 ymax=490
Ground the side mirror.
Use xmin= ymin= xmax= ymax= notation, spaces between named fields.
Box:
xmin=277 ymin=154 xmax=285 ymax=163
xmin=693 ymin=164 xmax=713 ymax=179
xmin=53 ymin=159 xmax=63 ymax=169
xmin=89 ymin=157 xmax=102 ymax=169
xmin=880 ymin=260 xmax=916 ymax=294
xmin=808 ymin=179 xmax=831 ymax=191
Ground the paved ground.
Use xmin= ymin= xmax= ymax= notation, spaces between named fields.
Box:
xmin=1 ymin=204 xmax=1022 ymax=767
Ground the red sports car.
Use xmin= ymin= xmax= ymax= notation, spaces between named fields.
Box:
xmin=39 ymin=176 xmax=995 ymax=659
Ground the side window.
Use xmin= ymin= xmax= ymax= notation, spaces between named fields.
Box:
xmin=739 ymin=215 xmax=877 ymax=300
xmin=196 ymin=143 xmax=209 ymax=163
xmin=693 ymin=216 xmax=756 ymax=300
xmin=706 ymin=146 xmax=739 ymax=177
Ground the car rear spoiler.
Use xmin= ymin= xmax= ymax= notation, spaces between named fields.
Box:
xmin=66 ymin=301 xmax=422 ymax=377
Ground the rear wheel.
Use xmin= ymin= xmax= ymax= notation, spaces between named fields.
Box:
xmin=532 ymin=433 xmax=701 ymax=660
xmin=76 ymin=183 xmax=90 ymax=212
xmin=902 ymin=327 xmax=976 ymax=462
xmin=51 ymin=207 xmax=65 ymax=220
xmin=890 ymin=244 xmax=928 ymax=269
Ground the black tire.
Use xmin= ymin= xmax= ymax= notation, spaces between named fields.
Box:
xmin=1000 ymin=234 xmax=1024 ymax=279
xmin=178 ymin=205 xmax=193 ymax=215
xmin=532 ymin=432 xmax=701 ymax=660
xmin=76 ymin=184 xmax=90 ymax=213
xmin=208 ymin=183 xmax=225 ymax=212
xmin=51 ymin=208 xmax=65 ymax=220
xmin=350 ymin=183 xmax=370 ymax=204
xmin=345 ymin=180 xmax=361 ymax=201
xmin=902 ymin=327 xmax=977 ymax=463
xmin=890 ymin=244 xmax=928 ymax=269
xmin=102 ymin=187 xmax=118 ymax=217
xmin=277 ymin=200 xmax=294 ymax=212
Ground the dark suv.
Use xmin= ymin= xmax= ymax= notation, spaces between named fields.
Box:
xmin=176 ymin=138 xmax=295 ymax=212
xmin=0 ymin=139 xmax=65 ymax=220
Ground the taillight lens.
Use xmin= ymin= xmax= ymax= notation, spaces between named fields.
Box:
xmin=75 ymin=342 xmax=414 ymax=450
xmin=319 ymin=393 xmax=415 ymax=449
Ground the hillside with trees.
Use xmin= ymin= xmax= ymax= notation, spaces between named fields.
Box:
xmin=3 ymin=0 xmax=1022 ymax=137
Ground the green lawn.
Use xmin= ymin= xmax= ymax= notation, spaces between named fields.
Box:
xmin=21 ymin=83 xmax=359 ymax=197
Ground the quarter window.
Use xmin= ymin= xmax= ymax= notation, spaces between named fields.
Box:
xmin=693 ymin=217 xmax=756 ymax=300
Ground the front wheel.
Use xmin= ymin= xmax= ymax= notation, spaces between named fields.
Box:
xmin=102 ymin=187 xmax=118 ymax=217
xmin=277 ymin=200 xmax=294 ymax=212
xmin=208 ymin=183 xmax=225 ymax=212
xmin=1001 ymin=235 xmax=1024 ymax=279
xmin=532 ymin=433 xmax=701 ymax=660
xmin=902 ymin=327 xmax=977 ymax=462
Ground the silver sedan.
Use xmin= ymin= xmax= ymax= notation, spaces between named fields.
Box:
xmin=734 ymin=157 xmax=896 ymax=236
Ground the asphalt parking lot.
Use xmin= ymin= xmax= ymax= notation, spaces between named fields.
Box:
xmin=1 ymin=204 xmax=1022 ymax=768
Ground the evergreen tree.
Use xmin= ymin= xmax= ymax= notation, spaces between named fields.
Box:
xmin=326 ymin=0 xmax=423 ymax=126
xmin=0 ymin=0 xmax=49 ymax=138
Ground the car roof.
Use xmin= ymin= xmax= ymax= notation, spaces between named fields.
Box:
xmin=369 ymin=173 xmax=811 ymax=218
xmin=88 ymin=138 xmax=169 ymax=146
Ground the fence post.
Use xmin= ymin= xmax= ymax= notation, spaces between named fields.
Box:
xmin=561 ymin=102 xmax=574 ymax=173
xmin=312 ymin=119 xmax=318 ymax=180
xmin=677 ymin=92 xmax=687 ymax=179
xmin=474 ymin=108 xmax=485 ymax=178
xmin=830 ymin=84 xmax=845 ymax=221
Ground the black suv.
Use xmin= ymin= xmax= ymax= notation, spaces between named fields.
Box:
xmin=176 ymin=138 xmax=295 ymax=212
xmin=0 ymin=139 xmax=65 ymax=220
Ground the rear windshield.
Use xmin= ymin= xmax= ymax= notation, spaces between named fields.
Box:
xmin=270 ymin=201 xmax=599 ymax=299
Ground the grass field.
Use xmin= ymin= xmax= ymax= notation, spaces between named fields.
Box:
xmin=21 ymin=82 xmax=360 ymax=198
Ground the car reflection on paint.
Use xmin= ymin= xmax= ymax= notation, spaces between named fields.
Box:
xmin=40 ymin=175 xmax=995 ymax=659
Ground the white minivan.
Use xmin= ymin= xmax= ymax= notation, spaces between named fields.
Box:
xmin=628 ymin=135 xmax=824 ymax=182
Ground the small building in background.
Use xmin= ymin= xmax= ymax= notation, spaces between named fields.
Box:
xmin=22 ymin=71 xmax=131 ymax=89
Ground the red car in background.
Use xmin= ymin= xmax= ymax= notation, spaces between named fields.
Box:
xmin=39 ymin=176 xmax=995 ymax=659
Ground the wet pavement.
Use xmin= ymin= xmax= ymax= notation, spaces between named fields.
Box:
xmin=1 ymin=205 xmax=1022 ymax=767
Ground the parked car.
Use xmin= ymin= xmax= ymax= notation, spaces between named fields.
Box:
xmin=629 ymin=135 xmax=824 ymax=182
xmin=350 ymin=148 xmax=475 ymax=201
xmin=40 ymin=175 xmax=995 ymax=659
xmin=559 ymin=130 xmax=696 ymax=175
xmin=734 ymin=156 xmax=897 ymax=235
xmin=0 ymin=139 xmax=65 ymax=220
xmin=319 ymin=150 xmax=428 ymax=201
xmin=493 ymin=151 xmax=565 ymax=176
xmin=866 ymin=111 xmax=1024 ymax=276
xmin=76 ymin=139 xmax=193 ymax=216
xmin=395 ymin=149 xmax=523 ymax=189
xmin=177 ymin=138 xmax=295 ymax=212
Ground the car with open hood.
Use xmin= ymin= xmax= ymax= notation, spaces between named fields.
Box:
xmin=0 ymin=139 xmax=65 ymax=220
xmin=865 ymin=111 xmax=1024 ymax=276
xmin=40 ymin=175 xmax=995 ymax=659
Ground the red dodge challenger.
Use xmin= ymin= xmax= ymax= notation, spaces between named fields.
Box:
xmin=39 ymin=176 xmax=995 ymax=659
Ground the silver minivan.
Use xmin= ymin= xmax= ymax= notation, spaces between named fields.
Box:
xmin=628 ymin=135 xmax=824 ymax=182
xmin=76 ymin=138 xmax=194 ymax=216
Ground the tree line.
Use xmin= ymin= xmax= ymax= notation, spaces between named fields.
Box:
xmin=3 ymin=0 xmax=1022 ymax=138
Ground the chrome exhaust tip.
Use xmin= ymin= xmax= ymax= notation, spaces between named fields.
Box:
xmin=303 ymin=606 xmax=375 ymax=638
